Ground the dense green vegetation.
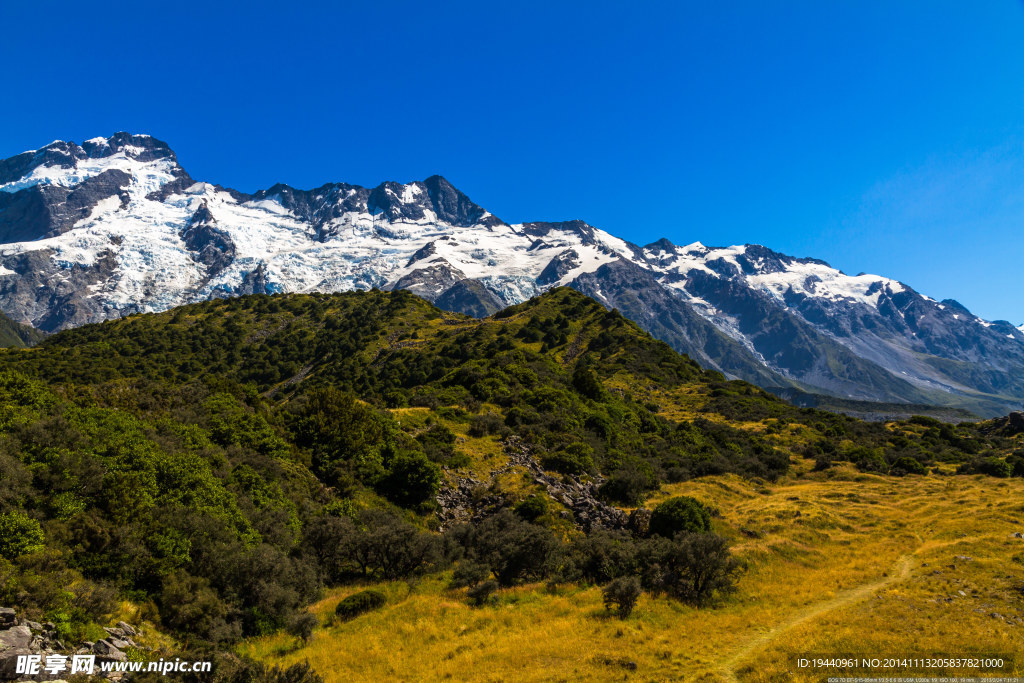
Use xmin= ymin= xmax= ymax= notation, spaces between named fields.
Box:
xmin=0 ymin=287 xmax=1019 ymax=666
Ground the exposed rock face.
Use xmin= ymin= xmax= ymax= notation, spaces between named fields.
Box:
xmin=434 ymin=279 xmax=505 ymax=318
xmin=521 ymin=220 xmax=602 ymax=247
xmin=570 ymin=258 xmax=787 ymax=388
xmin=537 ymin=249 xmax=581 ymax=286
xmin=181 ymin=201 xmax=235 ymax=279
xmin=2 ymin=133 xmax=1024 ymax=416
xmin=0 ymin=169 xmax=132 ymax=243
xmin=390 ymin=262 xmax=467 ymax=300
xmin=253 ymin=174 xmax=503 ymax=241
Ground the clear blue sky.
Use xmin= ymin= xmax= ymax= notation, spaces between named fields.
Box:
xmin=2 ymin=1 xmax=1023 ymax=322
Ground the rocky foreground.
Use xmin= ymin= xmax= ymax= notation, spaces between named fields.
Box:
xmin=0 ymin=607 xmax=143 ymax=681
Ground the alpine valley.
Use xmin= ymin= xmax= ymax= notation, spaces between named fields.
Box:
xmin=2 ymin=133 xmax=1022 ymax=417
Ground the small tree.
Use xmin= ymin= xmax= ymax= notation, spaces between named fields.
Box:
xmin=640 ymin=532 xmax=742 ymax=606
xmin=287 ymin=613 xmax=318 ymax=643
xmin=1007 ymin=452 xmax=1024 ymax=477
xmin=602 ymin=576 xmax=642 ymax=618
xmin=598 ymin=465 xmax=657 ymax=506
xmin=467 ymin=580 xmax=499 ymax=606
xmin=572 ymin=364 xmax=605 ymax=400
xmin=450 ymin=562 xmax=491 ymax=589
xmin=977 ymin=456 xmax=1012 ymax=478
xmin=564 ymin=529 xmax=638 ymax=585
xmin=447 ymin=510 xmax=558 ymax=586
xmin=648 ymin=496 xmax=711 ymax=538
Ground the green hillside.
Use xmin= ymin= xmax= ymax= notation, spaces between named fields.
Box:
xmin=0 ymin=288 xmax=1020 ymax=680
xmin=0 ymin=310 xmax=45 ymax=348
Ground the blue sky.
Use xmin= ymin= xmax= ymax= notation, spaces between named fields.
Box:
xmin=2 ymin=1 xmax=1023 ymax=322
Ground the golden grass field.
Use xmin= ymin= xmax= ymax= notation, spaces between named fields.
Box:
xmin=241 ymin=462 xmax=1024 ymax=682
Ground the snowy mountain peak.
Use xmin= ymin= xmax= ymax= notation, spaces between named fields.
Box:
xmin=0 ymin=133 xmax=177 ymax=189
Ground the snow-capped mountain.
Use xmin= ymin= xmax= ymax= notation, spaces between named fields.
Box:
xmin=1 ymin=133 xmax=1022 ymax=416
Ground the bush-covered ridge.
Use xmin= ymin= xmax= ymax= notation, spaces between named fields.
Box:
xmin=0 ymin=287 xmax=1020 ymax=658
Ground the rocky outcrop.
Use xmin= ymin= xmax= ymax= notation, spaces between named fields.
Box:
xmin=504 ymin=436 xmax=627 ymax=532
xmin=983 ymin=411 xmax=1024 ymax=437
xmin=0 ymin=607 xmax=144 ymax=681
xmin=435 ymin=436 xmax=627 ymax=532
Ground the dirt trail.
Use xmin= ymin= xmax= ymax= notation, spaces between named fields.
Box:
xmin=716 ymin=553 xmax=916 ymax=682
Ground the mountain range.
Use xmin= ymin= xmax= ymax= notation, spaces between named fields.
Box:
xmin=1 ymin=132 xmax=1022 ymax=417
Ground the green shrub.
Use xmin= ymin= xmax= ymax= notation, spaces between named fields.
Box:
xmin=889 ymin=456 xmax=927 ymax=476
xmin=378 ymin=452 xmax=441 ymax=506
xmin=848 ymin=446 xmax=888 ymax=473
xmin=598 ymin=465 xmax=657 ymax=506
xmin=957 ymin=456 xmax=1012 ymax=478
xmin=287 ymin=613 xmax=318 ymax=642
xmin=0 ymin=511 xmax=45 ymax=557
xmin=602 ymin=576 xmax=642 ymax=618
xmin=558 ymin=529 xmax=638 ymax=585
xmin=159 ymin=571 xmax=239 ymax=643
xmin=648 ymin=496 xmax=711 ymax=538
xmin=416 ymin=424 xmax=463 ymax=466
xmin=514 ymin=495 xmax=548 ymax=523
xmin=1005 ymin=453 xmax=1024 ymax=477
xmin=541 ymin=443 xmax=594 ymax=475
xmin=572 ymin=365 xmax=605 ymax=400
xmin=467 ymin=413 xmax=508 ymax=438
xmin=334 ymin=590 xmax=386 ymax=621
xmin=449 ymin=562 xmax=491 ymax=589
xmin=978 ymin=457 xmax=1012 ymax=478
xmin=306 ymin=509 xmax=443 ymax=582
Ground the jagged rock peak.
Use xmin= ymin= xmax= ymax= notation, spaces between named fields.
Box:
xmin=248 ymin=175 xmax=503 ymax=229
xmin=0 ymin=133 xmax=180 ymax=191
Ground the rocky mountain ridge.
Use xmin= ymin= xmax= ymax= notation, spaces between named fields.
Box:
xmin=0 ymin=133 xmax=1021 ymax=416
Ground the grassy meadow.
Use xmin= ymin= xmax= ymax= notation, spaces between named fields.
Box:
xmin=241 ymin=462 xmax=1024 ymax=681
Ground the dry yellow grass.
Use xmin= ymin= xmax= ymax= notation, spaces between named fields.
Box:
xmin=241 ymin=467 xmax=1024 ymax=681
